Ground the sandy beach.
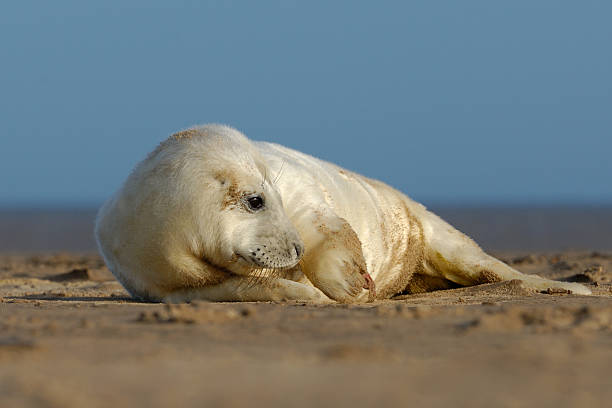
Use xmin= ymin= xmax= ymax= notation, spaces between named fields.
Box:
xmin=3 ymin=0 xmax=611 ymax=405
xmin=1 ymin=250 xmax=611 ymax=407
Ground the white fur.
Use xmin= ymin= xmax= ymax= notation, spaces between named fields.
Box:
xmin=95 ymin=125 xmax=590 ymax=303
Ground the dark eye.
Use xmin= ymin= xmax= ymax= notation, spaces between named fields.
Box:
xmin=246 ymin=195 xmax=265 ymax=211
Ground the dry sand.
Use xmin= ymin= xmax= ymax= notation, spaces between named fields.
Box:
xmin=1 ymin=251 xmax=611 ymax=407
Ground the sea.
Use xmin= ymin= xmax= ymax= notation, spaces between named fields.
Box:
xmin=1 ymin=206 xmax=611 ymax=253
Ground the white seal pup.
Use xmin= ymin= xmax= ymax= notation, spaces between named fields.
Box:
xmin=95 ymin=124 xmax=591 ymax=303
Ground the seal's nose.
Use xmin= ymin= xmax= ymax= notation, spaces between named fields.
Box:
xmin=293 ymin=242 xmax=304 ymax=260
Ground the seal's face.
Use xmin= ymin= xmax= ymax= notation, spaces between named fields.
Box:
xmin=168 ymin=126 xmax=304 ymax=278
xmin=212 ymin=165 xmax=305 ymax=275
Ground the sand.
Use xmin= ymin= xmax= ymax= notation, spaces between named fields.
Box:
xmin=1 ymin=251 xmax=611 ymax=407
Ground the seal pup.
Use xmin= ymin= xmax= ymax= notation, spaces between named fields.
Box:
xmin=95 ymin=124 xmax=591 ymax=303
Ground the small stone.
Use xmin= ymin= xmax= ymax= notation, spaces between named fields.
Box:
xmin=541 ymin=288 xmax=572 ymax=295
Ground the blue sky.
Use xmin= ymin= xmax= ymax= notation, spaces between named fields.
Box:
xmin=1 ymin=1 xmax=610 ymax=207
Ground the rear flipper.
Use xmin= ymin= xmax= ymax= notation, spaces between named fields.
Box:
xmin=418 ymin=209 xmax=591 ymax=295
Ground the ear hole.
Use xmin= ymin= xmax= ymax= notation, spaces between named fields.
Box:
xmin=213 ymin=173 xmax=227 ymax=186
xmin=214 ymin=171 xmax=236 ymax=188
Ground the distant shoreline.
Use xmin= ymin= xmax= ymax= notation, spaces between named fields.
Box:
xmin=1 ymin=205 xmax=612 ymax=252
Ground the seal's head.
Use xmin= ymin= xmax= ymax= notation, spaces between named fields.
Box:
xmin=142 ymin=124 xmax=304 ymax=278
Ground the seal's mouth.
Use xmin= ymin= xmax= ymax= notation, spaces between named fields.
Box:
xmin=200 ymin=255 xmax=270 ymax=282
xmin=198 ymin=251 xmax=297 ymax=280
xmin=235 ymin=252 xmax=299 ymax=272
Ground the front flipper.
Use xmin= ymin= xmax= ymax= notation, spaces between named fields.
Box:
xmin=292 ymin=208 xmax=376 ymax=303
xmin=162 ymin=276 xmax=329 ymax=303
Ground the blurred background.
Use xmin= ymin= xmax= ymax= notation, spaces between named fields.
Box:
xmin=1 ymin=1 xmax=611 ymax=251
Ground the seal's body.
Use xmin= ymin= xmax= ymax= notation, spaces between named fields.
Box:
xmin=95 ymin=125 xmax=590 ymax=303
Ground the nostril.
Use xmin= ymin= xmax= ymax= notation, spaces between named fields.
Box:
xmin=293 ymin=243 xmax=303 ymax=259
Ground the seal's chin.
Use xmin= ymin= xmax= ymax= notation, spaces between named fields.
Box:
xmin=199 ymin=254 xmax=266 ymax=278
xmin=233 ymin=252 xmax=299 ymax=274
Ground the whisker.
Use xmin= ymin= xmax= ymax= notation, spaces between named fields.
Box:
xmin=270 ymin=268 xmax=282 ymax=280
xmin=237 ymin=264 xmax=288 ymax=293
xmin=253 ymin=267 xmax=268 ymax=288
xmin=239 ymin=268 xmax=262 ymax=291
xmin=259 ymin=268 xmax=272 ymax=284
xmin=246 ymin=268 xmax=261 ymax=290
xmin=262 ymin=165 xmax=270 ymax=189
xmin=237 ymin=273 xmax=249 ymax=291
xmin=273 ymin=159 xmax=286 ymax=185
